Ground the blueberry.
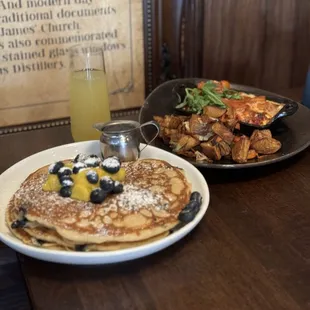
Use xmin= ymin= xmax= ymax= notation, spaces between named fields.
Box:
xmin=60 ymin=186 xmax=72 ymax=198
xmin=57 ymin=167 xmax=72 ymax=179
xmin=89 ymin=154 xmax=99 ymax=158
xmin=178 ymin=201 xmax=200 ymax=223
xmin=178 ymin=210 xmax=196 ymax=223
xmin=59 ymin=175 xmax=74 ymax=187
xmin=36 ymin=239 xmax=45 ymax=246
xmin=113 ymin=181 xmax=123 ymax=194
xmin=11 ymin=219 xmax=27 ymax=229
xmin=99 ymin=176 xmax=114 ymax=193
xmin=86 ymin=170 xmax=99 ymax=184
xmin=73 ymin=153 xmax=88 ymax=163
xmin=90 ymin=188 xmax=107 ymax=204
xmin=48 ymin=161 xmax=64 ymax=174
xmin=75 ymin=245 xmax=86 ymax=252
xmin=190 ymin=192 xmax=202 ymax=205
xmin=170 ymin=222 xmax=185 ymax=233
xmin=184 ymin=200 xmax=200 ymax=213
xmin=72 ymin=162 xmax=87 ymax=174
xmin=84 ymin=155 xmax=101 ymax=167
xmin=101 ymin=156 xmax=120 ymax=173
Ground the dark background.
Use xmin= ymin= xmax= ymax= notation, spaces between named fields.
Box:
xmin=145 ymin=0 xmax=310 ymax=94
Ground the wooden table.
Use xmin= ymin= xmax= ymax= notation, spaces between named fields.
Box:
xmin=13 ymin=145 xmax=308 ymax=310
xmin=1 ymin=88 xmax=310 ymax=310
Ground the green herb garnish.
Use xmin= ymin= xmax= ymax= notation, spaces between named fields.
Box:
xmin=221 ymin=88 xmax=242 ymax=100
xmin=175 ymin=81 xmax=241 ymax=114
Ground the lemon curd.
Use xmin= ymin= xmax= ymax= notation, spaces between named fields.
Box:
xmin=42 ymin=163 xmax=125 ymax=202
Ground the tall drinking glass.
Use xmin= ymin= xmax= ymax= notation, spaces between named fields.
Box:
xmin=302 ymin=66 xmax=310 ymax=109
xmin=69 ymin=44 xmax=111 ymax=142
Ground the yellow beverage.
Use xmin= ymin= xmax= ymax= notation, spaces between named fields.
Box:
xmin=69 ymin=69 xmax=111 ymax=142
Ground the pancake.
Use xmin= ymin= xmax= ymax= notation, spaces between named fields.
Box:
xmin=23 ymin=224 xmax=169 ymax=251
xmin=24 ymin=226 xmax=76 ymax=249
xmin=40 ymin=243 xmax=68 ymax=251
xmin=6 ymin=158 xmax=191 ymax=250
xmin=7 ymin=196 xmax=170 ymax=251
xmin=84 ymin=231 xmax=169 ymax=251
xmin=5 ymin=199 xmax=42 ymax=247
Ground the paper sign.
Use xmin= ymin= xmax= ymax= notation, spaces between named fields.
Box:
xmin=0 ymin=0 xmax=145 ymax=127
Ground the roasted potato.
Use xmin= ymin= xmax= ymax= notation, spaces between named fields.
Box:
xmin=201 ymin=142 xmax=222 ymax=161
xmin=218 ymin=140 xmax=231 ymax=157
xmin=247 ymin=149 xmax=258 ymax=160
xmin=176 ymin=149 xmax=196 ymax=158
xmin=200 ymin=114 xmax=215 ymax=124
xmin=221 ymin=80 xmax=231 ymax=89
xmin=154 ymin=116 xmax=164 ymax=127
xmin=161 ymin=115 xmax=182 ymax=129
xmin=250 ymin=129 xmax=272 ymax=144
xmin=232 ymin=136 xmax=250 ymax=163
xmin=223 ymin=118 xmax=239 ymax=130
xmin=193 ymin=133 xmax=215 ymax=142
xmin=195 ymin=150 xmax=213 ymax=163
xmin=173 ymin=135 xmax=200 ymax=152
xmin=163 ymin=128 xmax=178 ymax=137
xmin=212 ymin=122 xmax=235 ymax=145
xmin=169 ymin=132 xmax=184 ymax=145
xmin=188 ymin=114 xmax=213 ymax=136
xmin=225 ymin=105 xmax=236 ymax=119
xmin=251 ymin=138 xmax=281 ymax=155
xmin=203 ymin=106 xmax=227 ymax=118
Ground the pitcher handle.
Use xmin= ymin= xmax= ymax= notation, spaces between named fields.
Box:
xmin=139 ymin=120 xmax=160 ymax=152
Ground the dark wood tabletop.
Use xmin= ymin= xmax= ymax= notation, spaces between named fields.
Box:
xmin=14 ymin=145 xmax=309 ymax=310
xmin=1 ymin=88 xmax=310 ymax=310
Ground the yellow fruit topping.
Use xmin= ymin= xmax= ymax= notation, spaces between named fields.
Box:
xmin=64 ymin=162 xmax=74 ymax=169
xmin=71 ymin=184 xmax=91 ymax=202
xmin=42 ymin=160 xmax=126 ymax=202
xmin=72 ymin=170 xmax=94 ymax=191
xmin=115 ymin=167 xmax=126 ymax=181
xmin=42 ymin=174 xmax=61 ymax=192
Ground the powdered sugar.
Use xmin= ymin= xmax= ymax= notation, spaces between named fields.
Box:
xmin=101 ymin=176 xmax=113 ymax=182
xmin=84 ymin=157 xmax=101 ymax=167
xmin=74 ymin=162 xmax=86 ymax=169
xmin=110 ymin=184 xmax=167 ymax=211
xmin=74 ymin=153 xmax=88 ymax=163
xmin=74 ymin=154 xmax=102 ymax=167
xmin=102 ymin=157 xmax=120 ymax=169
xmin=72 ymin=162 xmax=87 ymax=174
xmin=58 ymin=167 xmax=72 ymax=174
xmin=48 ymin=163 xmax=56 ymax=173
xmin=86 ymin=170 xmax=98 ymax=178
xmin=61 ymin=179 xmax=74 ymax=187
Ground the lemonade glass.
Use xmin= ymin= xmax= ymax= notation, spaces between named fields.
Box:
xmin=69 ymin=44 xmax=111 ymax=142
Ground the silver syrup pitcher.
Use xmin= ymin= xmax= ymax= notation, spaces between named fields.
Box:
xmin=93 ymin=120 xmax=160 ymax=161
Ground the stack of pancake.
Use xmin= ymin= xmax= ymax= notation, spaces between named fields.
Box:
xmin=6 ymin=159 xmax=191 ymax=251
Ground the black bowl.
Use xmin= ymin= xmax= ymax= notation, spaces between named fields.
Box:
xmin=139 ymin=78 xmax=310 ymax=169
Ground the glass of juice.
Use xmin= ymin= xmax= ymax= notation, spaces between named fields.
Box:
xmin=69 ymin=43 xmax=111 ymax=142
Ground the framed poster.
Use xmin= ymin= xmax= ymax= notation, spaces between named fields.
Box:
xmin=0 ymin=0 xmax=146 ymax=129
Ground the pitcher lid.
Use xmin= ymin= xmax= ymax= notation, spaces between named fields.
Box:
xmin=93 ymin=120 xmax=140 ymax=134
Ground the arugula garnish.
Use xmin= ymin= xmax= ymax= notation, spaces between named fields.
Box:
xmin=221 ymin=88 xmax=242 ymax=100
xmin=175 ymin=81 xmax=241 ymax=114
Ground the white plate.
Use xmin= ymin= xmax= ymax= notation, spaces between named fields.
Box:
xmin=0 ymin=141 xmax=209 ymax=265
